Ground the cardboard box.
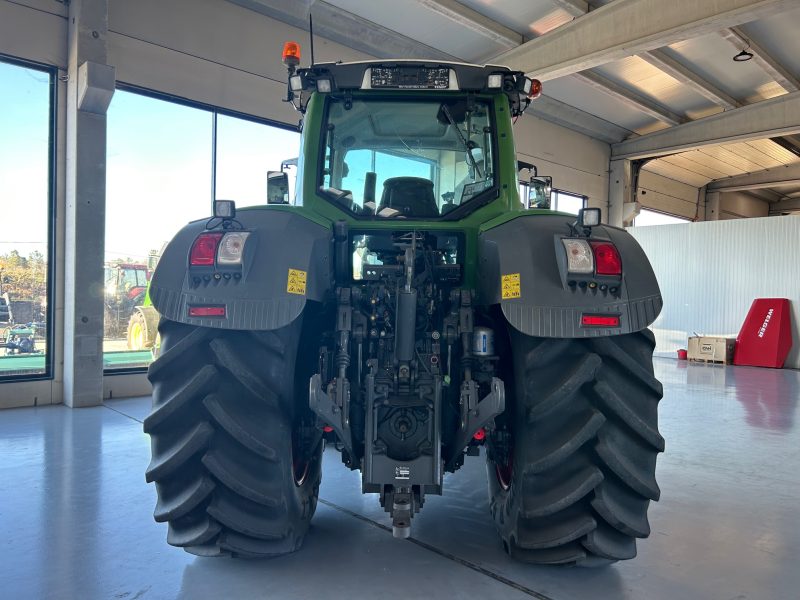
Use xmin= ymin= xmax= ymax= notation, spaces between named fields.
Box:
xmin=687 ymin=336 xmax=736 ymax=364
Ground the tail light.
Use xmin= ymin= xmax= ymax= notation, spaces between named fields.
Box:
xmin=563 ymin=239 xmax=622 ymax=277
xmin=217 ymin=232 xmax=250 ymax=265
xmin=190 ymin=233 xmax=224 ymax=266
xmin=590 ymin=242 xmax=622 ymax=276
xmin=562 ymin=239 xmax=594 ymax=273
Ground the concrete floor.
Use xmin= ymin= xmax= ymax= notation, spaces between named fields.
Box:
xmin=1 ymin=358 xmax=799 ymax=600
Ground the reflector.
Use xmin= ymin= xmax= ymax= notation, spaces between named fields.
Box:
xmin=188 ymin=305 xmax=226 ymax=317
xmin=581 ymin=315 xmax=620 ymax=327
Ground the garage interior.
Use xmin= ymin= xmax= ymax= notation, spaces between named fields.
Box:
xmin=1 ymin=1 xmax=799 ymax=599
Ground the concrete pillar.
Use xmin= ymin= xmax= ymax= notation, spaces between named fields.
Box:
xmin=63 ymin=0 xmax=115 ymax=408
xmin=705 ymin=191 xmax=721 ymax=221
xmin=608 ymin=159 xmax=634 ymax=227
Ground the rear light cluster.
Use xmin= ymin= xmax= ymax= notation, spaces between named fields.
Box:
xmin=190 ymin=232 xmax=250 ymax=267
xmin=561 ymin=239 xmax=622 ymax=276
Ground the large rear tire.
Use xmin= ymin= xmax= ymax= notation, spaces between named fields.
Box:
xmin=144 ymin=318 xmax=321 ymax=558
xmin=487 ymin=329 xmax=664 ymax=566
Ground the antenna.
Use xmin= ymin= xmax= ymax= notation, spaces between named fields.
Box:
xmin=309 ymin=12 xmax=316 ymax=66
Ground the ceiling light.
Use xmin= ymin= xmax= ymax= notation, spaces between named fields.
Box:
xmin=733 ymin=49 xmax=753 ymax=62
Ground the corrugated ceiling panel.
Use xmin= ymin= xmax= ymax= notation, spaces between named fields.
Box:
xmin=745 ymin=82 xmax=786 ymax=104
xmin=745 ymin=140 xmax=800 ymax=165
xmin=457 ymin=0 xmax=563 ymax=35
xmin=543 ymin=75 xmax=664 ymax=133
xmin=323 ymin=0 xmax=503 ymax=62
xmin=675 ymin=150 xmax=743 ymax=177
xmin=677 ymin=151 xmax=743 ymax=177
xmin=643 ymin=160 xmax=711 ymax=187
xmin=739 ymin=6 xmax=800 ymax=79
xmin=660 ymin=154 xmax=730 ymax=180
xmin=782 ymin=185 xmax=800 ymax=197
xmin=594 ymin=56 xmax=720 ymax=119
xmin=529 ymin=7 xmax=573 ymax=36
xmin=698 ymin=145 xmax=775 ymax=172
xmin=665 ymin=34 xmax=778 ymax=103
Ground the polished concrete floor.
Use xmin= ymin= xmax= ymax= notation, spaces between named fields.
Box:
xmin=1 ymin=358 xmax=799 ymax=600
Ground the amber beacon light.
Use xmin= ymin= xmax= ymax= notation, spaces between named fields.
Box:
xmin=282 ymin=41 xmax=301 ymax=67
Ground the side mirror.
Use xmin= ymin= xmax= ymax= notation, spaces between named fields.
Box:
xmin=529 ymin=176 xmax=552 ymax=209
xmin=267 ymin=171 xmax=290 ymax=204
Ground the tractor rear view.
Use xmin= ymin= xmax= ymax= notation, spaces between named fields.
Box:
xmin=143 ymin=44 xmax=664 ymax=565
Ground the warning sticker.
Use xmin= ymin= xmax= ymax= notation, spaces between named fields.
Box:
xmin=501 ymin=273 xmax=521 ymax=299
xmin=287 ymin=269 xmax=307 ymax=295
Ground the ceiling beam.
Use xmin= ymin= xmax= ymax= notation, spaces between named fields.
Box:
xmin=639 ymin=49 xmax=742 ymax=110
xmin=707 ymin=163 xmax=800 ymax=191
xmin=527 ymin=94 xmax=633 ymax=143
xmin=574 ymin=71 xmax=685 ymax=126
xmin=227 ymin=0 xmax=458 ymax=62
xmin=546 ymin=0 xmax=741 ymax=111
xmin=612 ymin=90 xmax=800 ymax=159
xmin=415 ymin=0 xmax=523 ymax=49
xmin=550 ymin=0 xmax=589 ymax=18
xmin=492 ymin=0 xmax=796 ymax=80
xmin=720 ymin=27 xmax=800 ymax=93
xmin=770 ymin=198 xmax=800 ymax=211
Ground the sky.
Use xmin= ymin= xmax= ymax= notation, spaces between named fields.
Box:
xmin=0 ymin=62 xmax=50 ymax=258
xmin=1 ymin=59 xmax=301 ymax=264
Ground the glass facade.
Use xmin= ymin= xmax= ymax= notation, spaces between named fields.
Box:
xmin=104 ymin=89 xmax=300 ymax=370
xmin=0 ymin=59 xmax=54 ymax=379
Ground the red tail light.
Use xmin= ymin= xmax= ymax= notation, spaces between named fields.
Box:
xmin=582 ymin=314 xmax=620 ymax=327
xmin=190 ymin=233 xmax=224 ymax=266
xmin=188 ymin=305 xmax=226 ymax=317
xmin=590 ymin=242 xmax=622 ymax=276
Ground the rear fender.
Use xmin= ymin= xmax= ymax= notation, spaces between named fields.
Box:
xmin=149 ymin=211 xmax=331 ymax=330
xmin=478 ymin=214 xmax=662 ymax=338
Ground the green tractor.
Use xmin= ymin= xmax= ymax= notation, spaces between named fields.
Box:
xmin=143 ymin=48 xmax=664 ymax=565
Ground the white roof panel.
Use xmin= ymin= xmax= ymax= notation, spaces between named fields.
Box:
xmin=665 ymin=34 xmax=786 ymax=104
xmin=543 ymin=75 xmax=665 ymax=135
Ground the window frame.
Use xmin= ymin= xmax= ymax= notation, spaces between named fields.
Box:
xmin=552 ymin=189 xmax=587 ymax=215
xmin=633 ymin=207 xmax=692 ymax=226
xmin=315 ymin=94 xmax=501 ymax=221
xmin=115 ymin=82 xmax=301 ymax=212
xmin=0 ymin=54 xmax=58 ymax=383
xmin=103 ymin=83 xmax=301 ymax=374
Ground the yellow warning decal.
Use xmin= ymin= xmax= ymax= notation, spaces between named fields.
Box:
xmin=501 ymin=273 xmax=521 ymax=299
xmin=287 ymin=269 xmax=307 ymax=295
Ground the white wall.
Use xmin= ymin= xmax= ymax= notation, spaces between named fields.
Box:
xmin=637 ymin=171 xmax=701 ymax=220
xmin=515 ymin=114 xmax=610 ymax=209
xmin=628 ymin=216 xmax=800 ymax=369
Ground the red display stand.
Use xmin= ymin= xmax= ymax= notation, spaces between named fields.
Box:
xmin=733 ymin=298 xmax=793 ymax=368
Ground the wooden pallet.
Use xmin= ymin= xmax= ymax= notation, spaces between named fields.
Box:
xmin=688 ymin=357 xmax=732 ymax=365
